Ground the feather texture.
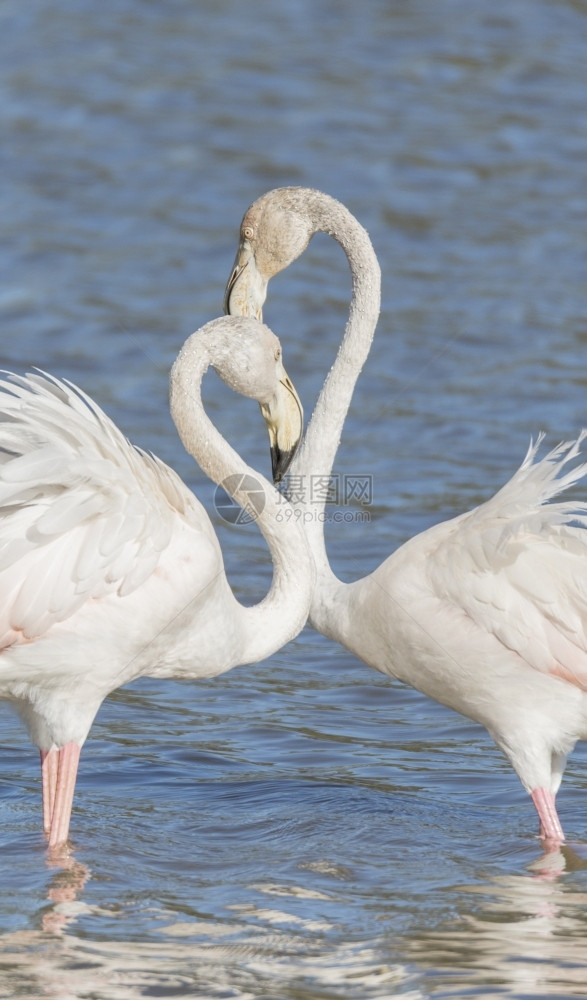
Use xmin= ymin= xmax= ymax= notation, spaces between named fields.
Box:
xmin=0 ymin=316 xmax=313 ymax=847
xmin=0 ymin=371 xmax=203 ymax=645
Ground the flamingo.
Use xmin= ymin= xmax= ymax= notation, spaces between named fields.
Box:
xmin=225 ymin=186 xmax=587 ymax=845
xmin=0 ymin=315 xmax=313 ymax=848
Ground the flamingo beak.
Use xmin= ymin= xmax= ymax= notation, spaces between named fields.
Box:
xmin=225 ymin=242 xmax=301 ymax=482
xmin=260 ymin=365 xmax=303 ymax=484
xmin=223 ymin=242 xmax=266 ymax=321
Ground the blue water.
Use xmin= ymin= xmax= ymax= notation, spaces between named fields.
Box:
xmin=2 ymin=1 xmax=587 ymax=997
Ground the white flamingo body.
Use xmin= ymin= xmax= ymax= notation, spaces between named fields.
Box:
xmin=0 ymin=317 xmax=312 ymax=846
xmin=320 ymin=442 xmax=587 ymax=796
xmin=225 ymin=186 xmax=587 ymax=843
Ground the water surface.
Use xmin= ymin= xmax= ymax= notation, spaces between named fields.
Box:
xmin=1 ymin=1 xmax=587 ymax=997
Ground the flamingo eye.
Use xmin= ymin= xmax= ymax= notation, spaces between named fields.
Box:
xmin=243 ymin=226 xmax=254 ymax=240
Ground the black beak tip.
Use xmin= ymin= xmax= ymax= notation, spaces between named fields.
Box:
xmin=271 ymin=445 xmax=296 ymax=484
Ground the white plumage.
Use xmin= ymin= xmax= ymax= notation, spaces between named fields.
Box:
xmin=225 ymin=186 xmax=587 ymax=845
xmin=0 ymin=316 xmax=312 ymax=848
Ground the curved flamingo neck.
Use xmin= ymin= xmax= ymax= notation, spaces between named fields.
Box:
xmin=288 ymin=196 xmax=381 ymax=605
xmin=170 ymin=331 xmax=312 ymax=663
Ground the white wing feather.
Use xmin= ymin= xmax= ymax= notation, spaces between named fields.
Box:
xmin=428 ymin=434 xmax=587 ymax=688
xmin=0 ymin=371 xmax=214 ymax=645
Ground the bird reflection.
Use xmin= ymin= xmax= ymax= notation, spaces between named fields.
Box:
xmin=41 ymin=847 xmax=90 ymax=934
xmin=529 ymin=840 xmax=587 ymax=879
xmin=402 ymin=846 xmax=587 ymax=996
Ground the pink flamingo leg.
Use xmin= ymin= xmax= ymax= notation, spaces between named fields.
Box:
xmin=40 ymin=743 xmax=81 ymax=848
xmin=531 ymin=787 xmax=565 ymax=844
xmin=40 ymin=749 xmax=59 ymax=834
